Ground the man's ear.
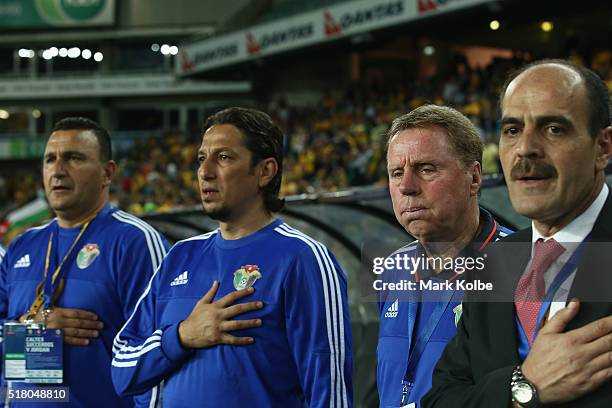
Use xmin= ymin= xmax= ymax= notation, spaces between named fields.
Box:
xmin=258 ymin=158 xmax=278 ymax=189
xmin=469 ymin=161 xmax=482 ymax=196
xmin=103 ymin=160 xmax=117 ymax=189
xmin=595 ymin=126 xmax=612 ymax=172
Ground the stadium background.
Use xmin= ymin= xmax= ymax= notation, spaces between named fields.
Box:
xmin=0 ymin=0 xmax=610 ymax=406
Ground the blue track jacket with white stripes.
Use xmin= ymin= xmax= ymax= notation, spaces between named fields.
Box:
xmin=0 ymin=204 xmax=169 ymax=407
xmin=377 ymin=208 xmax=512 ymax=407
xmin=112 ymin=219 xmax=353 ymax=408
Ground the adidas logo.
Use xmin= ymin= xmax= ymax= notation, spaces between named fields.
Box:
xmin=384 ymin=299 xmax=399 ymax=318
xmin=14 ymin=254 xmax=31 ymax=268
xmin=170 ymin=271 xmax=189 ymax=286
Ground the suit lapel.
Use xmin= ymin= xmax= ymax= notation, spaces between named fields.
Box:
xmin=566 ymin=190 xmax=612 ymax=329
xmin=484 ymin=228 xmax=533 ymax=364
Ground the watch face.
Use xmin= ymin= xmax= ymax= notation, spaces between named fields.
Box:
xmin=513 ymin=382 xmax=534 ymax=404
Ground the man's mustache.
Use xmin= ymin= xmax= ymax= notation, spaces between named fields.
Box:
xmin=510 ymin=160 xmax=557 ymax=180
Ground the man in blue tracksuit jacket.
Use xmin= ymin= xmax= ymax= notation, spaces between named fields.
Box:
xmin=112 ymin=107 xmax=352 ymax=407
xmin=0 ymin=118 xmax=168 ymax=407
xmin=377 ymin=105 xmax=512 ymax=407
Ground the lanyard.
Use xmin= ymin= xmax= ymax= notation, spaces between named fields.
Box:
xmin=401 ymin=219 xmax=499 ymax=404
xmin=517 ymin=239 xmax=586 ymax=360
xmin=27 ymin=218 xmax=93 ymax=316
xmin=403 ymin=288 xmax=457 ymax=383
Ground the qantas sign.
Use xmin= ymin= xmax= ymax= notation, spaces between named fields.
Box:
xmin=325 ymin=1 xmax=404 ymax=37
xmin=246 ymin=23 xmax=314 ymax=55
xmin=177 ymin=0 xmax=493 ymax=75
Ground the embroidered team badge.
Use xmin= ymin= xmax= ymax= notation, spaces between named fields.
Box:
xmin=453 ymin=303 xmax=463 ymax=327
xmin=76 ymin=243 xmax=100 ymax=269
xmin=233 ymin=265 xmax=262 ymax=290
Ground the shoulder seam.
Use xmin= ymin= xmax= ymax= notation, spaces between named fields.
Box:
xmin=175 ymin=230 xmax=217 ymax=244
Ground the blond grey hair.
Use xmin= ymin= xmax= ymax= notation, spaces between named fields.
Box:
xmin=387 ymin=104 xmax=483 ymax=168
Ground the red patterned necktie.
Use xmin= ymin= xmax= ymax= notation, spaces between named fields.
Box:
xmin=514 ymin=238 xmax=565 ymax=346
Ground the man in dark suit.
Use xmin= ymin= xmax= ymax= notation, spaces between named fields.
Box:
xmin=423 ymin=59 xmax=612 ymax=407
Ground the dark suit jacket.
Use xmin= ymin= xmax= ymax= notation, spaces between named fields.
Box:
xmin=422 ymin=190 xmax=612 ymax=407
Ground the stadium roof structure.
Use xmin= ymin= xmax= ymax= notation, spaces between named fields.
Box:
xmin=175 ymin=0 xmax=612 ymax=80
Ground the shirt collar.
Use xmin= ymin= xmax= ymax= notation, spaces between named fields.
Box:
xmin=473 ymin=207 xmax=497 ymax=245
xmin=416 ymin=207 xmax=497 ymax=280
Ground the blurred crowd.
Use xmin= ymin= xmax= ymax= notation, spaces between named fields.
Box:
xmin=273 ymin=50 xmax=612 ymax=195
xmin=1 ymin=49 xmax=611 ymax=219
xmin=111 ymin=133 xmax=201 ymax=214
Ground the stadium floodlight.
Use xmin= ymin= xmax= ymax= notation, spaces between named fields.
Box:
xmin=68 ymin=47 xmax=80 ymax=58
xmin=170 ymin=46 xmax=178 ymax=55
xmin=59 ymin=48 xmax=68 ymax=57
xmin=42 ymin=50 xmax=53 ymax=60
xmin=151 ymin=43 xmax=160 ymax=52
xmin=32 ymin=109 xmax=41 ymax=119
xmin=94 ymin=52 xmax=104 ymax=62
xmin=49 ymin=47 xmax=58 ymax=57
xmin=541 ymin=21 xmax=553 ymax=32
xmin=18 ymin=49 xmax=34 ymax=58
xmin=489 ymin=20 xmax=500 ymax=30
xmin=82 ymin=49 xmax=92 ymax=59
xmin=160 ymin=44 xmax=170 ymax=55
xmin=0 ymin=110 xmax=9 ymax=120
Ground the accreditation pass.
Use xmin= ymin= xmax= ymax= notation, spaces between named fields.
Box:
xmin=24 ymin=326 xmax=63 ymax=383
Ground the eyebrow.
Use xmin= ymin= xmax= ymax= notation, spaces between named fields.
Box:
xmin=44 ymin=150 xmax=85 ymax=159
xmin=387 ymin=159 xmax=437 ymax=170
xmin=197 ymin=147 xmax=237 ymax=156
xmin=499 ymin=117 xmax=522 ymax=126
xmin=535 ymin=115 xmax=574 ymax=130
xmin=500 ymin=115 xmax=574 ymax=129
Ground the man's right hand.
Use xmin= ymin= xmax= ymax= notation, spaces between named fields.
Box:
xmin=20 ymin=307 xmax=104 ymax=346
xmin=521 ymin=299 xmax=612 ymax=404
xmin=178 ymin=280 xmax=263 ymax=349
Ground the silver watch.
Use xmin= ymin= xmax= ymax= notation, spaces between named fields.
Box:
xmin=511 ymin=365 xmax=540 ymax=408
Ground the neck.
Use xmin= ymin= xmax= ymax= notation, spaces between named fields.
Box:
xmin=219 ymin=204 xmax=275 ymax=240
xmin=534 ymin=176 xmax=604 ymax=237
xmin=421 ymin=204 xmax=481 ymax=261
xmin=56 ymin=200 xmax=107 ymax=228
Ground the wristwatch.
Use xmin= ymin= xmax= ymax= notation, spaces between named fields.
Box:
xmin=511 ymin=365 xmax=541 ymax=408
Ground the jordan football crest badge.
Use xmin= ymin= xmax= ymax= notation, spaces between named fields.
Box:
xmin=76 ymin=243 xmax=100 ymax=269
xmin=453 ymin=303 xmax=463 ymax=327
xmin=233 ymin=265 xmax=262 ymax=290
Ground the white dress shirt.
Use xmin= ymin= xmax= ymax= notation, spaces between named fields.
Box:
xmin=526 ymin=184 xmax=609 ymax=319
